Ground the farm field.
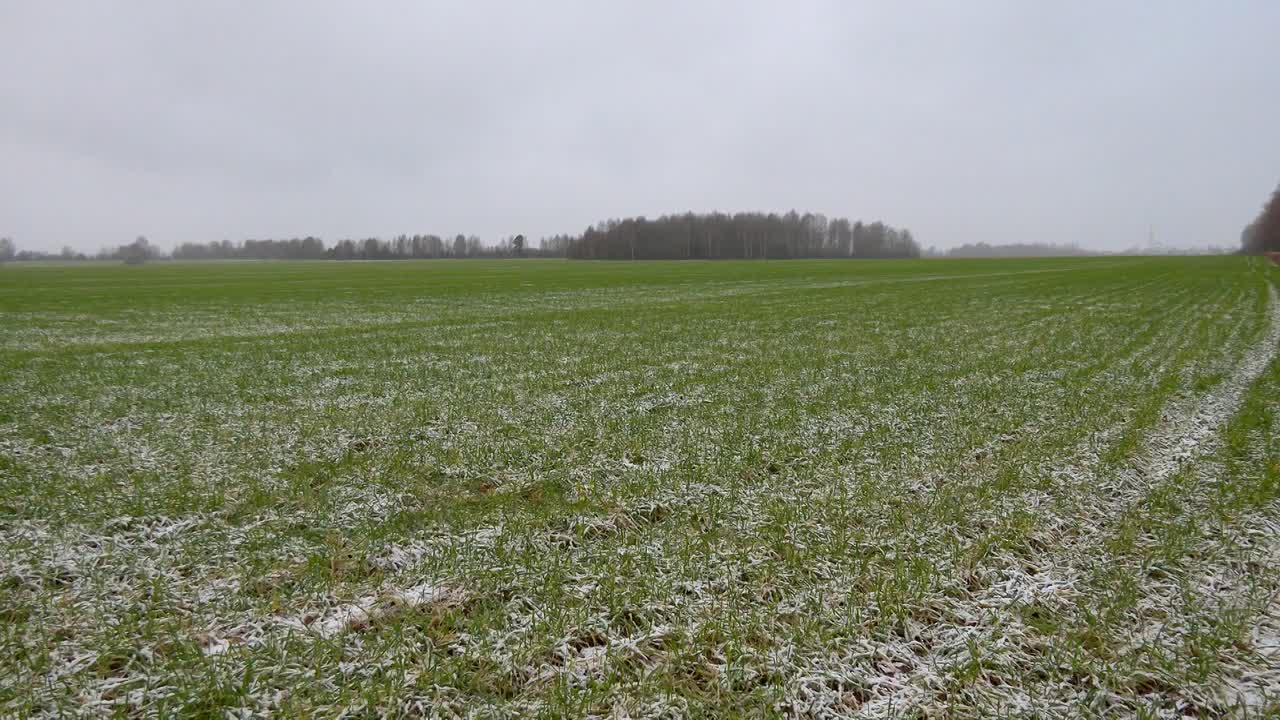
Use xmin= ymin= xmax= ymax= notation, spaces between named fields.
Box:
xmin=2 ymin=256 xmax=1280 ymax=717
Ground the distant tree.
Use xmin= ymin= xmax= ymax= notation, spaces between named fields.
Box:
xmin=539 ymin=234 xmax=573 ymax=257
xmin=512 ymin=234 xmax=525 ymax=257
xmin=1242 ymin=184 xmax=1280 ymax=254
xmin=850 ymin=221 xmax=865 ymax=257
xmin=1242 ymin=221 xmax=1259 ymax=254
xmin=0 ymin=237 xmax=14 ymax=262
xmin=828 ymin=218 xmax=852 ymax=257
xmin=123 ymin=236 xmax=151 ymax=265
xmin=453 ymin=234 xmax=467 ymax=258
xmin=332 ymin=239 xmax=356 ymax=260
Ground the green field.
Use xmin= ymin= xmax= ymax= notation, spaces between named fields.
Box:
xmin=3 ymin=257 xmax=1279 ymax=717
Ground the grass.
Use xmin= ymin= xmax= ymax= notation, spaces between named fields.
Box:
xmin=1 ymin=256 xmax=1279 ymax=717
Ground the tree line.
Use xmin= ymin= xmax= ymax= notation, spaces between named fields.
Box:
xmin=172 ymin=234 xmax=527 ymax=260
xmin=0 ymin=236 xmax=162 ymax=263
xmin=549 ymin=212 xmax=918 ymax=260
xmin=941 ymin=242 xmax=1091 ymax=258
xmin=1 ymin=210 xmax=920 ymax=263
xmin=8 ymin=186 xmax=1280 ymax=262
xmin=1241 ymin=184 xmax=1280 ymax=254
xmin=0 ymin=234 xmax=529 ymax=263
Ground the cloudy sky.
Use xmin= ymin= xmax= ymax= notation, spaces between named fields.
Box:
xmin=2 ymin=1 xmax=1277 ymax=253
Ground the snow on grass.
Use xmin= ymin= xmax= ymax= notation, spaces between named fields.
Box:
xmin=2 ymin=257 xmax=1279 ymax=716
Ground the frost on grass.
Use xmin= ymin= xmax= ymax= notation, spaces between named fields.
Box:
xmin=2 ymin=257 xmax=1280 ymax=717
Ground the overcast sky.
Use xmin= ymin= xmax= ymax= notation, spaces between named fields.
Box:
xmin=2 ymin=1 xmax=1278 ymax=253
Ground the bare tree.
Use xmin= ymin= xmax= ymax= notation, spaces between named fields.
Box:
xmin=1242 ymin=184 xmax=1280 ymax=254
xmin=123 ymin=236 xmax=151 ymax=265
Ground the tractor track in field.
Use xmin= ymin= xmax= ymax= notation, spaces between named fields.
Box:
xmin=803 ymin=283 xmax=1280 ymax=718
xmin=1125 ymin=285 xmax=1280 ymax=499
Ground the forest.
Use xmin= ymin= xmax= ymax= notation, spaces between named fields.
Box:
xmin=547 ymin=212 xmax=918 ymax=259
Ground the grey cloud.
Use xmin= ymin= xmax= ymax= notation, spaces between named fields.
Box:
xmin=1 ymin=0 xmax=1278 ymax=252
